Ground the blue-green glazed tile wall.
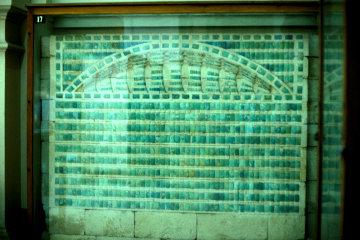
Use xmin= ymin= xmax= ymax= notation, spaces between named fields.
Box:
xmin=48 ymin=33 xmax=308 ymax=214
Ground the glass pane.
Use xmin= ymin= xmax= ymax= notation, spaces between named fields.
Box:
xmin=33 ymin=10 xmax=319 ymax=239
xmin=321 ymin=0 xmax=344 ymax=239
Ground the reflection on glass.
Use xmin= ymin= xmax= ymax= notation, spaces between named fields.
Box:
xmin=321 ymin=0 xmax=344 ymax=239
xmin=50 ymin=32 xmax=307 ymax=211
xmin=37 ymin=12 xmax=316 ymax=239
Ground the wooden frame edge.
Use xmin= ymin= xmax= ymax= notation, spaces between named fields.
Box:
xmin=25 ymin=0 xmax=320 ymax=234
xmin=315 ymin=0 xmax=324 ymax=239
xmin=26 ymin=7 xmax=34 ymax=227
xmin=27 ymin=1 xmax=319 ymax=15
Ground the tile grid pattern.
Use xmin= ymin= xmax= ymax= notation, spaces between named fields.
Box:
xmin=48 ymin=33 xmax=308 ymax=214
xmin=322 ymin=33 xmax=343 ymax=215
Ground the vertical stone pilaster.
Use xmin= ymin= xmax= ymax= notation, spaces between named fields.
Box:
xmin=0 ymin=7 xmax=10 ymax=239
xmin=0 ymin=5 xmax=26 ymax=239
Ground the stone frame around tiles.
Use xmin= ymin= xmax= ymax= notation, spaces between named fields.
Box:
xmin=40 ymin=31 xmax=310 ymax=240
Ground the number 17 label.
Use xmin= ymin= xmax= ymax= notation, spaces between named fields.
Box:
xmin=34 ymin=15 xmax=46 ymax=24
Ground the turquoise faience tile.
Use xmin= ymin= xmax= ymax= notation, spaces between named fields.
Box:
xmin=50 ymin=33 xmax=306 ymax=214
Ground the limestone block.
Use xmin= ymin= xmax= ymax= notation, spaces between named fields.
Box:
xmin=42 ymin=36 xmax=51 ymax=58
xmin=303 ymin=34 xmax=310 ymax=57
xmin=41 ymin=57 xmax=50 ymax=80
xmin=301 ymin=100 xmax=308 ymax=124
xmin=301 ymin=124 xmax=308 ymax=148
xmin=268 ymin=215 xmax=305 ymax=240
xmin=300 ymin=148 xmax=308 ymax=182
xmin=51 ymin=234 xmax=96 ymax=240
xmin=42 ymin=99 xmax=55 ymax=121
xmin=307 ymin=147 xmax=318 ymax=181
xmin=302 ymin=57 xmax=309 ymax=79
xmin=135 ymin=212 xmax=196 ymax=240
xmin=84 ymin=210 xmax=134 ymax=237
xmin=96 ymin=237 xmax=159 ymax=240
xmin=49 ymin=36 xmax=57 ymax=97
xmin=42 ymin=100 xmax=50 ymax=121
xmin=48 ymin=121 xmax=55 ymax=142
xmin=41 ymin=79 xmax=50 ymax=100
xmin=41 ymin=141 xmax=49 ymax=173
xmin=300 ymin=182 xmax=307 ymax=215
xmin=41 ymin=121 xmax=49 ymax=141
xmin=49 ymin=207 xmax=85 ymax=235
xmin=197 ymin=214 xmax=267 ymax=240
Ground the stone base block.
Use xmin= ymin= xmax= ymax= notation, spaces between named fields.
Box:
xmin=96 ymin=237 xmax=159 ymax=240
xmin=50 ymin=235 xmax=159 ymax=240
xmin=50 ymin=234 xmax=95 ymax=240
xmin=49 ymin=207 xmax=85 ymax=235
xmin=84 ymin=210 xmax=134 ymax=237
xmin=197 ymin=214 xmax=268 ymax=240
xmin=135 ymin=212 xmax=196 ymax=240
xmin=268 ymin=215 xmax=305 ymax=240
